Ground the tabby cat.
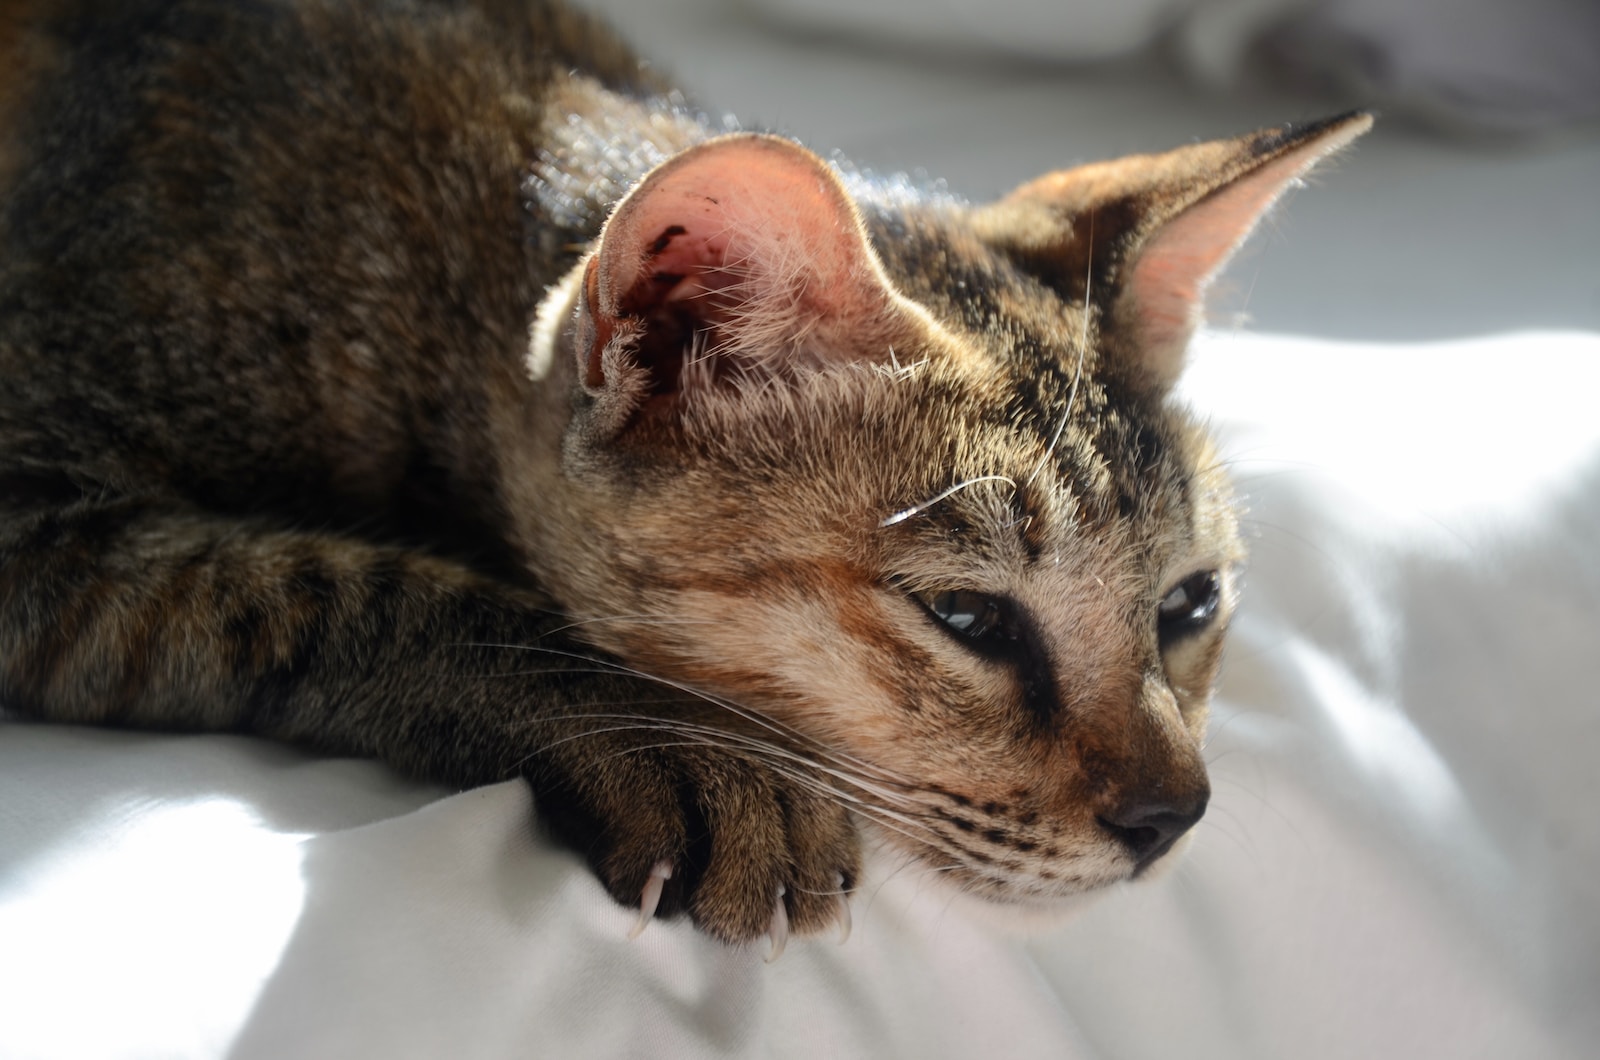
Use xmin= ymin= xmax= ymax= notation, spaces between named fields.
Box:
xmin=0 ymin=0 xmax=1368 ymax=948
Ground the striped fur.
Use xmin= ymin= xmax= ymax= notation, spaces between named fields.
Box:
xmin=0 ymin=0 xmax=1367 ymax=942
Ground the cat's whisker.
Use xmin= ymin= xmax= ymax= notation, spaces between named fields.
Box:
xmin=865 ymin=847 xmax=971 ymax=905
xmin=513 ymin=710 xmax=926 ymax=812
xmin=787 ymin=872 xmax=852 ymax=899
xmin=845 ymin=798 xmax=1023 ymax=861
xmin=565 ymin=734 xmax=957 ymax=848
xmin=518 ymin=714 xmax=953 ymax=845
xmin=471 ymin=639 xmax=918 ymax=787
xmin=843 ymin=804 xmax=963 ymax=850
xmin=535 ymin=612 xmax=717 ymax=639
xmin=880 ymin=474 xmax=1018 ymax=528
xmin=1002 ymin=513 xmax=1033 ymax=534
xmin=508 ymin=708 xmax=933 ymax=815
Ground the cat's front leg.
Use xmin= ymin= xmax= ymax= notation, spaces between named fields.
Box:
xmin=0 ymin=487 xmax=857 ymax=944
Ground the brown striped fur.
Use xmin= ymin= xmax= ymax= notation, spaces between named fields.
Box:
xmin=0 ymin=0 xmax=1368 ymax=943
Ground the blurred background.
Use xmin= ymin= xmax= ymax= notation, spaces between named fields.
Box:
xmin=574 ymin=0 xmax=1599 ymax=341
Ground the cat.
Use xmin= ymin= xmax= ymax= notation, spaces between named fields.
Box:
xmin=0 ymin=0 xmax=1368 ymax=949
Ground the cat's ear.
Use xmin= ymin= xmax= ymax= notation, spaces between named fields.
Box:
xmin=975 ymin=112 xmax=1372 ymax=393
xmin=574 ymin=133 xmax=920 ymax=418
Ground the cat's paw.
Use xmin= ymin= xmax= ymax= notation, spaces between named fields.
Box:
xmin=528 ymin=742 xmax=860 ymax=948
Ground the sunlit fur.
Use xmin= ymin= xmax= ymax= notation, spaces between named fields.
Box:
xmin=515 ymin=103 xmax=1365 ymax=920
xmin=525 ymin=268 xmax=1242 ymax=905
xmin=0 ymin=0 xmax=1365 ymax=943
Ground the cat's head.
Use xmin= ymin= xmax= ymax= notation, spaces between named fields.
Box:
xmin=525 ymin=113 xmax=1369 ymax=909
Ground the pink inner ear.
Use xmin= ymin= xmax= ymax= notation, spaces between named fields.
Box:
xmin=620 ymin=222 xmax=734 ymax=318
xmin=583 ymin=135 xmax=902 ymax=395
xmin=604 ymin=142 xmax=858 ymax=322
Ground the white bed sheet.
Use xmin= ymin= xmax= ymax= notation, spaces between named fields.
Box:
xmin=3 ymin=1 xmax=1598 ymax=1055
xmin=3 ymin=329 xmax=1595 ymax=1059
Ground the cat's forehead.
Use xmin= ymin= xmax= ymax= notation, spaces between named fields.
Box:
xmin=859 ymin=199 xmax=1091 ymax=370
xmin=680 ymin=352 xmax=1206 ymax=575
xmin=881 ymin=407 xmax=1202 ymax=569
xmin=848 ymin=232 xmax=1186 ymax=527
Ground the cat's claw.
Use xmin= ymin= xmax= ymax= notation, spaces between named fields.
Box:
xmin=628 ymin=860 xmax=674 ymax=940
xmin=765 ymin=885 xmax=789 ymax=963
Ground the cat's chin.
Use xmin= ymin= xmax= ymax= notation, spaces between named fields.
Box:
xmin=861 ymin=830 xmax=1197 ymax=937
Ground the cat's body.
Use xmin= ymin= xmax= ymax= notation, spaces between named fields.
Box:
xmin=0 ymin=0 xmax=1366 ymax=945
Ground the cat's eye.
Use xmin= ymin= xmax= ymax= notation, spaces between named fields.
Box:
xmin=1157 ymin=571 xmax=1222 ymax=640
xmin=912 ymin=589 xmax=1014 ymax=647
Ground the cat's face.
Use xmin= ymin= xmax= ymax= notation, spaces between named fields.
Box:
xmin=571 ymin=368 xmax=1237 ymax=903
xmin=525 ymin=116 xmax=1366 ymax=907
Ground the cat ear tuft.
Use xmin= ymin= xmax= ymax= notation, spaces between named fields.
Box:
xmin=575 ymin=134 xmax=912 ymax=415
xmin=977 ymin=112 xmax=1372 ymax=394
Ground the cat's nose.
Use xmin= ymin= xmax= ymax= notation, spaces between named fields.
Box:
xmin=1098 ymin=787 xmax=1209 ymax=871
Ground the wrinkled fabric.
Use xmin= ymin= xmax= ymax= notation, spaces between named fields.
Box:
xmin=4 ymin=328 xmax=1595 ymax=1059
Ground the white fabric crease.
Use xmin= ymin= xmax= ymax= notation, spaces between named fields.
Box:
xmin=3 ymin=330 xmax=1596 ymax=1058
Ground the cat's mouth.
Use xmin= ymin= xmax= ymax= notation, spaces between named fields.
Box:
xmin=860 ymin=794 xmax=1201 ymax=907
